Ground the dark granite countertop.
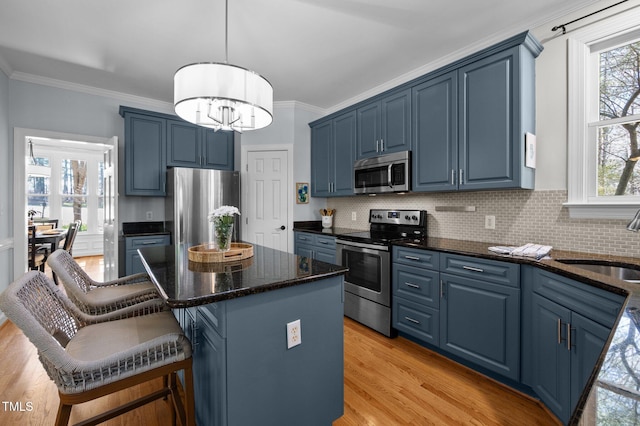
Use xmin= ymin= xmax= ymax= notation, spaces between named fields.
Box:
xmin=394 ymin=237 xmax=639 ymax=425
xmin=293 ymin=221 xmax=363 ymax=236
xmin=138 ymin=243 xmax=347 ymax=308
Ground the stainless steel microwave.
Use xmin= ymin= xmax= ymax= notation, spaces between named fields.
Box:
xmin=354 ymin=151 xmax=411 ymax=195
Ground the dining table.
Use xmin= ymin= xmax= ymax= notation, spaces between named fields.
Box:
xmin=34 ymin=228 xmax=67 ymax=253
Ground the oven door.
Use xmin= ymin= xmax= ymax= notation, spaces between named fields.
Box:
xmin=336 ymin=240 xmax=391 ymax=307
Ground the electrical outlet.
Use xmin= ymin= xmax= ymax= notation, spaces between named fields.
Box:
xmin=287 ymin=319 xmax=301 ymax=349
xmin=485 ymin=215 xmax=496 ymax=230
xmin=351 ymin=211 xmax=357 ymax=221
xmin=146 ymin=211 xmax=153 ymax=220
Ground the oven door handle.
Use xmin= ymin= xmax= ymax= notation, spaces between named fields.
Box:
xmin=336 ymin=240 xmax=389 ymax=252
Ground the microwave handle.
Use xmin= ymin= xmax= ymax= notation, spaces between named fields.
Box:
xmin=388 ymin=164 xmax=393 ymax=188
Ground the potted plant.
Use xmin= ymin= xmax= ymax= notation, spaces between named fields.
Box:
xmin=27 ymin=210 xmax=38 ymax=225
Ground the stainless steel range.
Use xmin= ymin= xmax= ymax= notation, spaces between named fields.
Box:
xmin=336 ymin=209 xmax=427 ymax=337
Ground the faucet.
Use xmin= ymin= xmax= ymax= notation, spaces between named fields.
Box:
xmin=627 ymin=209 xmax=640 ymax=231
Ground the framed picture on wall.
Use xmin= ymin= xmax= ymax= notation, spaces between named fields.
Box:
xmin=296 ymin=182 xmax=309 ymax=204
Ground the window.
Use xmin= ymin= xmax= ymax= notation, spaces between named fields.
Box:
xmin=566 ymin=8 xmax=640 ymax=218
xmin=26 ymin=142 xmax=105 ymax=234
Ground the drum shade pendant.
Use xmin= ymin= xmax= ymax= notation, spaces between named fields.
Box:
xmin=174 ymin=0 xmax=273 ymax=132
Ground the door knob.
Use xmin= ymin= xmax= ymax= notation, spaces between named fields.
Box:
xmin=279 ymin=225 xmax=286 ymax=230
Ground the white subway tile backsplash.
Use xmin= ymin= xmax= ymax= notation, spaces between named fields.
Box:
xmin=326 ymin=190 xmax=640 ymax=258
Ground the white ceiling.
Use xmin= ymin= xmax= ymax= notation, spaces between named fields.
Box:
xmin=0 ymin=0 xmax=604 ymax=111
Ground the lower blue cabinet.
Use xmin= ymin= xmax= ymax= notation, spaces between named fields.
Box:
xmin=293 ymin=231 xmax=336 ymax=264
xmin=440 ymin=272 xmax=520 ymax=381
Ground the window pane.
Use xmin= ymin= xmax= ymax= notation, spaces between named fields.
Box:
xmin=27 ymin=195 xmax=50 ymax=219
xmin=61 ymin=196 xmax=86 ymax=232
xmin=597 ymin=123 xmax=640 ymax=196
xmin=97 ymin=161 xmax=104 ymax=196
xmin=61 ymin=159 xmax=87 ymax=195
xmin=597 ymin=40 xmax=640 ymax=196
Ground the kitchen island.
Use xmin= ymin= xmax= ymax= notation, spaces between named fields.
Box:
xmin=138 ymin=243 xmax=347 ymax=426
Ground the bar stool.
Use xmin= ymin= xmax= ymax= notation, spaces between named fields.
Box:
xmin=0 ymin=271 xmax=195 ymax=426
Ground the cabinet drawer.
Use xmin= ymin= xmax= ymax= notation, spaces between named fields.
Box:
xmin=393 ymin=264 xmax=439 ymax=309
xmin=531 ymin=268 xmax=625 ymax=328
xmin=440 ymin=253 xmax=519 ymax=287
xmin=295 ymin=232 xmax=314 ymax=245
xmin=125 ymin=235 xmax=170 ymax=250
xmin=315 ymin=234 xmax=336 ymax=249
xmin=393 ymin=296 xmax=439 ymax=345
xmin=393 ymin=246 xmax=439 ymax=269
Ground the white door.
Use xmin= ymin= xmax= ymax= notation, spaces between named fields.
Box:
xmin=245 ymin=150 xmax=289 ymax=251
xmin=102 ymin=137 xmax=118 ymax=281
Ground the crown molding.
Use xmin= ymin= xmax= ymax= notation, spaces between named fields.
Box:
xmin=0 ymin=52 xmax=12 ymax=78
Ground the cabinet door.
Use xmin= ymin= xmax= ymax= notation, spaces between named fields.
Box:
xmin=125 ymin=250 xmax=147 ymax=275
xmin=314 ymin=249 xmax=336 ymax=264
xmin=531 ymin=293 xmax=572 ymax=424
xmin=458 ymin=48 xmax=518 ymax=190
xmin=124 ymin=113 xmax=166 ymax=196
xmin=310 ymin=121 xmax=332 ymax=197
xmin=440 ymin=273 xmax=520 ymax=380
xmin=380 ymin=89 xmax=411 ymax=154
xmin=570 ymin=312 xmax=610 ymax=413
xmin=166 ymin=119 xmax=201 ymax=167
xmin=356 ymin=101 xmax=381 ymax=159
xmin=412 ymin=72 xmax=458 ymax=192
xmin=194 ymin=307 xmax=227 ymax=426
xmin=295 ymin=243 xmax=314 ymax=259
xmin=202 ymin=130 xmax=234 ymax=170
xmin=332 ymin=111 xmax=356 ymax=196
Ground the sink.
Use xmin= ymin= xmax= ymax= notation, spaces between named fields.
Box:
xmin=555 ymin=259 xmax=640 ymax=283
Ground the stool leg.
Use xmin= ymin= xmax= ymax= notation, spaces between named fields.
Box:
xmin=55 ymin=402 xmax=72 ymax=426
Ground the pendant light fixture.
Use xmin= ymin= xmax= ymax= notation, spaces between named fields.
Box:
xmin=174 ymin=0 xmax=273 ymax=132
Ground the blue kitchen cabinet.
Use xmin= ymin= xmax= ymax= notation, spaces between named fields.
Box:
xmin=356 ymin=89 xmax=411 ymax=159
xmin=457 ymin=45 xmax=535 ymax=190
xmin=412 ymin=32 xmax=541 ymax=192
xmin=439 ymin=254 xmax=520 ymax=381
xmin=124 ymin=234 xmax=170 ymax=275
xmin=310 ymin=110 xmax=355 ymax=197
xmin=123 ymin=111 xmax=166 ymax=196
xmin=412 ymin=71 xmax=458 ymax=192
xmin=294 ymin=231 xmax=336 ymax=263
xmin=392 ymin=248 xmax=441 ymax=346
xmin=202 ymin=129 xmax=234 ymax=170
xmin=392 ymin=247 xmax=520 ymax=381
xmin=167 ymin=119 xmax=234 ymax=170
xmin=524 ymin=267 xmax=624 ymax=424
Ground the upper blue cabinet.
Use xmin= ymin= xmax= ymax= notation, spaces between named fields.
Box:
xmin=413 ymin=32 xmax=542 ymax=192
xmin=310 ymin=31 xmax=542 ymax=197
xmin=311 ymin=110 xmax=356 ymax=197
xmin=120 ymin=106 xmax=235 ymax=196
xmin=356 ymin=89 xmax=411 ymax=159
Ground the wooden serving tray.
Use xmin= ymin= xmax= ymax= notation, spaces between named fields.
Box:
xmin=188 ymin=242 xmax=254 ymax=263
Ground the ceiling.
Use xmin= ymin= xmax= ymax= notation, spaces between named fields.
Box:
xmin=0 ymin=0 xmax=604 ymax=112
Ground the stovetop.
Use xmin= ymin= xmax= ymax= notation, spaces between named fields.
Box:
xmin=336 ymin=209 xmax=427 ymax=246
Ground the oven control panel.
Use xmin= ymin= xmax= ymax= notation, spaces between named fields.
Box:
xmin=369 ymin=209 xmax=426 ymax=226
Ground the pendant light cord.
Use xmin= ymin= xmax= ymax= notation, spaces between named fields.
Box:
xmin=224 ymin=0 xmax=229 ymax=64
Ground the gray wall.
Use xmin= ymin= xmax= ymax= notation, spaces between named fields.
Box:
xmin=0 ymin=70 xmax=10 ymax=301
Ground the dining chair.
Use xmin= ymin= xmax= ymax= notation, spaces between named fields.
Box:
xmin=27 ymin=225 xmax=47 ymax=272
xmin=47 ymin=249 xmax=165 ymax=316
xmin=0 ymin=271 xmax=195 ymax=426
xmin=61 ymin=220 xmax=81 ymax=254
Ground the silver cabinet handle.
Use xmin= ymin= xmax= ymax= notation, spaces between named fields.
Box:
xmin=451 ymin=169 xmax=456 ymax=185
xmin=404 ymin=255 xmax=421 ymax=261
xmin=557 ymin=318 xmax=564 ymax=345
xmin=440 ymin=279 xmax=445 ymax=298
xmin=462 ymin=265 xmax=484 ymax=273
xmin=404 ymin=316 xmax=420 ymax=325
xmin=388 ymin=164 xmax=393 ymax=188
xmin=405 ymin=282 xmax=420 ymax=289
xmin=381 ymin=138 xmax=384 ymax=151
xmin=459 ymin=169 xmax=464 ymax=185
xmin=376 ymin=140 xmax=380 ymax=152
xmin=567 ymin=323 xmax=574 ymax=351
xmin=318 ymin=241 xmax=329 ymax=245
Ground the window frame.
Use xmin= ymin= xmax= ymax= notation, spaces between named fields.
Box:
xmin=566 ymin=8 xmax=640 ymax=219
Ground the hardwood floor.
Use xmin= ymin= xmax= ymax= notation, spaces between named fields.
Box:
xmin=0 ymin=256 xmax=559 ymax=425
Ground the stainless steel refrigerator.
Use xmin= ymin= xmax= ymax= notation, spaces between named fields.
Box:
xmin=165 ymin=167 xmax=241 ymax=246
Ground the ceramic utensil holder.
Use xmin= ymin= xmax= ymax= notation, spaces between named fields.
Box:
xmin=322 ymin=215 xmax=333 ymax=228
